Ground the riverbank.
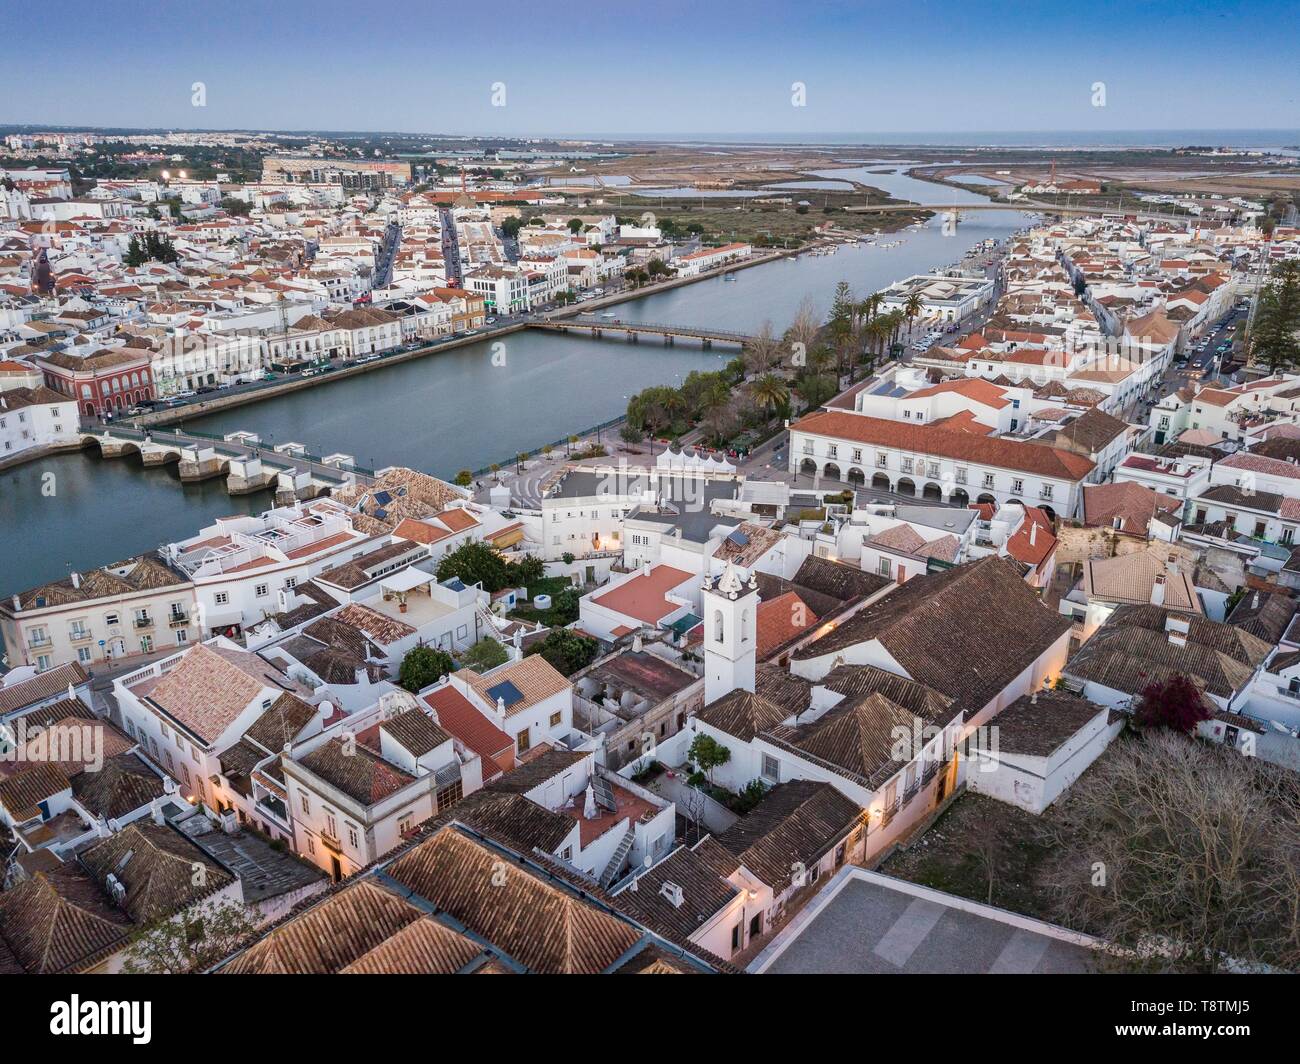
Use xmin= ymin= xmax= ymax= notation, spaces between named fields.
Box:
xmin=136 ymin=248 xmax=792 ymax=432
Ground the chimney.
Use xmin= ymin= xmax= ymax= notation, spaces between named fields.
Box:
xmin=151 ymin=798 xmax=166 ymax=826
xmin=496 ymin=696 xmax=507 ymax=722
xmin=1151 ymin=573 xmax=1166 ymax=606
xmin=632 ymin=633 xmax=643 ymax=653
xmin=70 ymin=571 xmax=80 ymax=589
xmin=10 ymin=595 xmax=18 ymax=611
xmin=1029 ymin=522 xmax=1037 ymax=547
xmin=641 ymin=559 xmax=651 ymax=577
xmin=659 ymin=881 xmax=685 ymax=908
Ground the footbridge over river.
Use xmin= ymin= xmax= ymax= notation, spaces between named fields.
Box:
xmin=528 ymin=316 xmax=756 ymax=347
xmin=81 ymin=424 xmax=376 ymax=502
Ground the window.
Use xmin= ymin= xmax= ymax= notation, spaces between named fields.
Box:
xmin=347 ymin=824 xmax=359 ymax=848
xmin=254 ymin=583 xmax=269 ymax=598
xmin=1040 ymin=484 xmax=1054 ymax=501
xmin=549 ymin=711 xmax=562 ymax=727
xmin=1011 ymin=479 xmax=1024 ymax=495
xmin=901 ymin=457 xmax=914 ymax=474
xmin=926 ymin=462 xmax=940 ymax=479
xmin=104 ymin=612 xmax=119 ymax=627
xmin=139 ymin=636 xmax=153 ymax=653
xmin=955 ymin=467 xmax=967 ymax=484
xmin=876 ymin=453 xmax=888 ymax=468
xmin=877 ymin=557 xmax=892 ymax=578
xmin=516 ymin=728 xmax=531 ymax=754
xmin=77 ymin=646 xmax=93 ymax=664
xmin=36 ymin=654 xmax=52 ymax=671
xmin=761 ymin=753 xmax=781 ymax=782
xmin=300 ymin=793 xmax=311 ymax=815
xmin=851 ymin=448 xmax=862 ymax=463
xmin=213 ymin=591 xmax=229 ymax=605
xmin=983 ymin=472 xmax=996 ymax=488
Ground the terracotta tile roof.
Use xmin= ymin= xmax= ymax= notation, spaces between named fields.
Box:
xmin=1082 ymin=482 xmax=1182 ymax=537
xmin=712 ymin=780 xmax=862 ymax=892
xmin=330 ymin=602 xmax=416 ymax=646
xmin=221 ymin=878 xmax=434 ymax=974
xmin=464 ymin=655 xmax=571 ymax=719
xmin=591 ymin=565 xmax=694 ymax=625
xmin=756 ymin=591 xmax=820 ymax=658
xmin=792 ymin=410 xmax=1095 ymax=481
xmin=0 ymin=865 xmax=132 ymax=974
xmin=0 ymin=762 xmax=71 ymax=821
xmin=70 ymin=753 xmax=165 ymax=821
xmin=297 ymin=736 xmax=417 ymax=806
xmin=339 ymin=914 xmax=487 ymax=974
xmin=793 ymin=556 xmax=1071 ymax=716
xmin=424 ymin=685 xmax=514 ymax=771
xmin=697 ymin=689 xmax=791 ymax=742
xmin=387 ymin=826 xmax=642 ymax=974
xmin=436 ymin=789 xmax=574 ymax=854
xmin=990 ymin=691 xmax=1109 ymax=757
xmin=79 ymin=821 xmax=234 ymax=924
xmin=615 ymin=844 xmax=739 ymax=940
xmin=381 ymin=707 xmax=451 ymax=758
xmin=139 ymin=643 xmax=295 ymax=746
xmin=1066 ymin=605 xmax=1272 ymax=700
xmin=909 ymin=378 xmax=1010 ymax=408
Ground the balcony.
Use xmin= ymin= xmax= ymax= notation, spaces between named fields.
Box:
xmin=68 ymin=629 xmax=92 ymax=643
xmin=319 ymin=831 xmax=343 ymax=853
xmin=168 ymin=612 xmax=190 ymax=628
xmin=27 ymin=634 xmax=52 ymax=649
xmin=133 ymin=616 xmax=154 ymax=630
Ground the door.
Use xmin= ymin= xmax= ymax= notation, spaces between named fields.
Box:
xmin=330 ymin=856 xmax=342 ymax=883
xmin=749 ymin=912 xmax=763 ymax=940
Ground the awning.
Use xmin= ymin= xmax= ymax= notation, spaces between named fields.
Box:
xmin=380 ymin=568 xmax=434 ymax=594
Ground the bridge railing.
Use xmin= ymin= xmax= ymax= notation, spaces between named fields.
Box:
xmin=543 ymin=319 xmax=754 ymax=341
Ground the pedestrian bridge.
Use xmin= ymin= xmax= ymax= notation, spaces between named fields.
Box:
xmin=529 ymin=317 xmax=755 ymax=347
xmin=845 ymin=200 xmax=1193 ymax=225
xmin=80 ymin=424 xmax=376 ymax=501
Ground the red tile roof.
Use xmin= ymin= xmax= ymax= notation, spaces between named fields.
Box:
xmin=792 ymin=410 xmax=1096 ymax=481
xmin=591 ymin=565 xmax=694 ymax=625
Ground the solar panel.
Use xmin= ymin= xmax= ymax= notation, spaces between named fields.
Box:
xmin=592 ymin=775 xmax=618 ymax=813
xmin=485 ymin=680 xmax=524 ymax=707
xmin=727 ymin=529 xmax=750 ymax=547
xmin=373 ymin=490 xmax=393 ymax=505
xmin=373 ymin=508 xmax=388 ymax=520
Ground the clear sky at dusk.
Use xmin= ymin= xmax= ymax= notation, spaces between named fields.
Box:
xmin=3 ymin=0 xmax=1298 ymax=137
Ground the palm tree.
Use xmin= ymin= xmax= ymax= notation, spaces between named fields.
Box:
xmin=903 ymin=292 xmax=924 ymax=338
xmin=749 ymin=373 xmax=790 ymax=419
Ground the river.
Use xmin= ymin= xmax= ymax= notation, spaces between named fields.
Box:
xmin=1 ymin=166 xmax=1037 ymax=595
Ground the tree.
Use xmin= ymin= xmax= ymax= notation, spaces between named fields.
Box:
xmin=462 ymin=637 xmax=509 ymax=671
xmin=568 ymin=217 xmax=584 ymax=234
xmin=1249 ymin=259 xmax=1300 ymax=373
xmin=741 ymin=320 xmax=782 ymax=376
xmin=398 ymin=645 xmax=455 ymax=692
xmin=1042 ymin=731 xmax=1300 ymax=973
xmin=526 ymin=628 xmax=598 ymax=676
xmin=453 ymin=469 xmax=473 ymax=487
xmin=1134 ymin=674 xmax=1213 ymax=734
xmin=511 ymin=552 xmax=545 ymax=587
xmin=619 ymin=422 xmax=644 ymax=445
xmin=436 ymin=540 xmax=513 ymax=592
xmin=687 ymin=733 xmax=731 ymax=786
xmin=122 ymin=897 xmax=258 ymax=974
xmin=749 ymin=372 xmax=789 ymax=418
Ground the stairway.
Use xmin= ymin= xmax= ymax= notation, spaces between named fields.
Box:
xmin=599 ymin=828 xmax=635 ymax=888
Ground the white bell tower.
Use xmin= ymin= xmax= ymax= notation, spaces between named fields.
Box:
xmin=702 ymin=561 xmax=758 ymax=704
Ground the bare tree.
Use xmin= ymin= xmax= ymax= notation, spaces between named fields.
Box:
xmin=784 ymin=297 xmax=822 ymax=364
xmin=1041 ymin=731 xmax=1300 ymax=973
xmin=742 ymin=320 xmax=782 ymax=377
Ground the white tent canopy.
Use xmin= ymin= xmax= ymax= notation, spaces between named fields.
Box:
xmin=379 ymin=567 xmax=434 ymax=595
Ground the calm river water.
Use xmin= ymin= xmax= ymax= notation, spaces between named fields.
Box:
xmin=0 ymin=167 xmax=1036 ymax=594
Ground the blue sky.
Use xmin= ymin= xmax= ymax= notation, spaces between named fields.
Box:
xmin=3 ymin=0 xmax=1297 ymax=137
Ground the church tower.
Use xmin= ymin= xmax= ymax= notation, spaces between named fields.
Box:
xmin=702 ymin=561 xmax=758 ymax=704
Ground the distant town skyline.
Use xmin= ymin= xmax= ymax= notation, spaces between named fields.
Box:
xmin=4 ymin=0 xmax=1298 ymax=137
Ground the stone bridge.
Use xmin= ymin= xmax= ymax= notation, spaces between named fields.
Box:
xmin=81 ymin=424 xmax=375 ymax=504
